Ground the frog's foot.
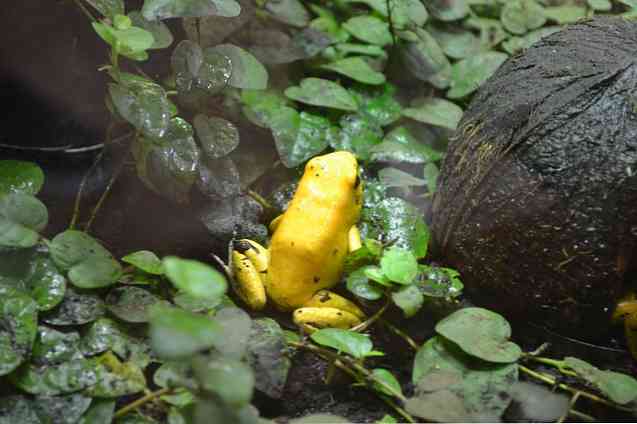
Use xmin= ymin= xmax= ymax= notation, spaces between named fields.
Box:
xmin=293 ymin=290 xmax=366 ymax=332
xmin=611 ymin=294 xmax=637 ymax=360
xmin=231 ymin=239 xmax=268 ymax=311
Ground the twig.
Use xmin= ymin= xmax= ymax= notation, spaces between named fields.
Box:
xmin=69 ymin=149 xmax=104 ymax=229
xmin=568 ymin=409 xmax=596 ymax=422
xmin=113 ymin=387 xmax=172 ymax=418
xmin=379 ymin=318 xmax=419 ymax=351
xmin=351 ymin=298 xmax=390 ymax=332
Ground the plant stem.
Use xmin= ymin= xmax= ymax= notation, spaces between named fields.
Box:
xmin=379 ymin=318 xmax=419 ymax=351
xmin=247 ymin=189 xmax=275 ymax=212
xmin=351 ymin=298 xmax=390 ymax=332
xmin=114 ymin=387 xmax=172 ymax=418
xmin=69 ymin=150 xmax=104 ymax=229
xmin=525 ymin=356 xmax=578 ymax=378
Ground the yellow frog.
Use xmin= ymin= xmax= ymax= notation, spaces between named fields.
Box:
xmin=231 ymin=151 xmax=366 ymax=330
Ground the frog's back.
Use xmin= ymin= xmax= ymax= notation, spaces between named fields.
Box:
xmin=266 ymin=152 xmax=362 ymax=310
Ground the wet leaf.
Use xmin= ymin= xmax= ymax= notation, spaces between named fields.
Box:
xmin=392 ymin=284 xmax=423 ymax=318
xmin=435 ymin=307 xmax=522 ymax=363
xmin=378 ymin=167 xmax=426 ymax=188
xmin=0 ymin=287 xmax=38 ymax=375
xmin=343 ymin=16 xmax=392 ymax=46
xmin=86 ymin=352 xmax=146 ymax=397
xmin=42 ymin=287 xmax=105 ymax=326
xmin=153 ymin=361 xmax=197 ymax=389
xmin=399 ymin=28 xmax=450 ymax=83
xmin=163 ymin=256 xmax=227 ymax=301
xmin=285 ymin=78 xmax=358 ymax=111
xmin=349 ymin=84 xmax=402 ymax=127
xmin=428 ymin=0 xmax=470 ymax=21
xmin=106 ymin=286 xmax=164 ymax=323
xmin=246 ymin=318 xmax=291 ymax=399
xmin=418 ymin=266 xmax=463 ymax=299
xmin=122 ymin=250 xmax=164 ymax=275
xmin=411 ymin=336 xmax=518 ymax=421
xmin=21 ymin=253 xmax=67 ymax=311
xmin=543 ymin=6 xmax=587 ymax=24
xmin=501 ymin=0 xmax=546 ymax=35
xmin=372 ymin=368 xmax=403 ymax=398
xmin=501 ymin=26 xmax=560 ymax=55
xmin=310 ymin=328 xmax=381 ymax=359
xmin=344 ymin=239 xmax=383 ymax=273
xmin=92 ymin=21 xmax=154 ymax=61
xmin=0 ymin=193 xmax=48 ymax=248
xmin=197 ymin=157 xmax=241 ymax=199
xmin=214 ymin=307 xmax=252 ymax=359
xmin=9 ymin=359 xmax=100 ymax=396
xmin=81 ymin=318 xmax=151 ymax=368
xmin=78 ymin=399 xmax=115 ymax=424
xmin=0 ymin=395 xmax=41 ymax=424
xmin=142 ymin=0 xmax=241 ymax=20
xmin=370 ymin=126 xmax=443 ymax=164
xmin=403 ymin=98 xmax=463 ymax=131
xmin=360 ymin=197 xmax=430 ymax=258
xmin=32 ymin=394 xmax=92 ymax=424
xmin=171 ymin=40 xmax=232 ymax=96
xmin=332 ymin=114 xmax=383 ymax=161
xmin=207 ymin=44 xmax=268 ymax=89
xmin=364 ymin=265 xmax=391 ymax=286
xmin=265 ymin=0 xmax=309 ymax=27
xmin=193 ymin=114 xmax=240 ymax=159
xmin=309 ymin=5 xmax=350 ymax=44
xmin=346 ymin=267 xmax=384 ymax=301
xmin=564 ymin=357 xmax=637 ymax=405
xmin=149 ymin=304 xmax=222 ymax=359
xmin=68 ymin=256 xmax=122 ymax=289
xmin=109 ymin=79 xmax=171 ymax=138
xmin=321 ymin=57 xmax=385 ymax=85
xmin=447 ymin=52 xmax=508 ymax=99
xmin=0 ymin=160 xmax=44 ymax=196
xmin=85 ymin=0 xmax=124 ymax=18
xmin=31 ymin=326 xmax=81 ymax=366
xmin=193 ymin=354 xmax=254 ymax=406
xmin=380 ymin=247 xmax=418 ymax=285
xmin=128 ymin=10 xmax=174 ymax=49
xmin=240 ymin=89 xmax=290 ymax=128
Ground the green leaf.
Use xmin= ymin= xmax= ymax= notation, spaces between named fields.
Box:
xmin=543 ymin=6 xmax=587 ymax=24
xmin=67 ymin=256 xmax=122 ymax=289
xmin=171 ymin=40 xmax=232 ymax=96
xmin=81 ymin=318 xmax=151 ymax=368
xmin=32 ymin=393 xmax=92 ymax=424
xmin=285 ymin=78 xmax=358 ymax=111
xmin=372 ymin=368 xmax=403 ymax=398
xmin=128 ymin=10 xmax=174 ymax=49
xmin=331 ymin=114 xmax=383 ymax=161
xmin=0 ymin=193 xmax=48 ymax=248
xmin=427 ymin=25 xmax=482 ymax=60
xmin=246 ymin=318 xmax=291 ymax=399
xmin=9 ymin=359 xmax=99 ymax=395
xmin=207 ymin=44 xmax=268 ymax=90
xmin=85 ymin=0 xmax=124 ymax=19
xmin=391 ymin=284 xmax=424 ymax=318
xmin=564 ymin=357 xmax=637 ymax=405
xmin=193 ymin=114 xmax=240 ymax=159
xmin=587 ymin=0 xmax=611 ymax=11
xmin=411 ymin=336 xmax=518 ymax=421
xmin=447 ymin=52 xmax=508 ymax=99
xmin=348 ymin=84 xmax=402 ymax=127
xmin=86 ymin=352 xmax=146 ymax=397
xmin=310 ymin=328 xmax=378 ymax=359
xmin=344 ymin=240 xmax=382 ymax=273
xmin=501 ymin=0 xmax=546 ymax=35
xmin=31 ymin=326 xmax=81 ymax=366
xmin=0 ymin=287 xmax=38 ymax=375
xmin=42 ymin=287 xmax=105 ymax=326
xmin=20 ymin=252 xmax=67 ymax=311
xmin=346 ymin=0 xmax=428 ymax=28
xmin=92 ymin=21 xmax=154 ymax=60
xmin=343 ymin=16 xmax=392 ymax=46
xmin=265 ymin=0 xmax=309 ymax=27
xmin=334 ymin=43 xmax=387 ymax=59
xmin=106 ymin=286 xmax=165 ymax=323
xmin=0 ymin=160 xmax=44 ymax=196
xmin=290 ymin=414 xmax=350 ymax=424
xmin=309 ymin=5 xmax=350 ymax=44
xmin=163 ymin=256 xmax=227 ymax=301
xmin=380 ymin=247 xmax=418 ymax=285
xmin=321 ymin=57 xmax=385 ymax=85
xmin=108 ymin=79 xmax=171 ymax=138
xmin=399 ymin=28 xmax=449 ymax=83
xmin=418 ymin=265 xmax=463 ymax=299
xmin=0 ymin=395 xmax=42 ymax=423
xmin=192 ymin=354 xmax=254 ymax=406
xmin=142 ymin=0 xmax=241 ymax=20
xmin=435 ymin=307 xmax=522 ymax=363
xmin=501 ymin=26 xmax=560 ymax=55
xmin=213 ymin=307 xmax=252 ymax=359
xmin=346 ymin=266 xmax=384 ymax=300
xmin=378 ymin=167 xmax=426 ymax=188
xmin=122 ymin=250 xmax=164 ymax=274
xmin=403 ymin=98 xmax=463 ymax=131
xmin=370 ymin=126 xmax=443 ymax=164
xmin=428 ymin=0 xmax=470 ymax=21
xmin=78 ymin=399 xmax=115 ymax=424
xmin=423 ymin=162 xmax=439 ymax=194
xmin=364 ymin=265 xmax=391 ymax=286
xmin=149 ymin=304 xmax=222 ymax=359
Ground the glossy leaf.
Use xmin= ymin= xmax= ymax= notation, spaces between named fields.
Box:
xmin=31 ymin=326 xmax=81 ymax=366
xmin=435 ymin=307 xmax=522 ymax=363
xmin=346 ymin=266 xmax=384 ymax=301
xmin=391 ymin=284 xmax=423 ymax=318
xmin=371 ymin=126 xmax=442 ymax=164
xmin=343 ymin=16 xmax=392 ymax=46
xmin=42 ymin=287 xmax=105 ymax=326
xmin=193 ymin=114 xmax=240 ymax=159
xmin=9 ymin=359 xmax=99 ymax=396
xmin=109 ymin=79 xmax=171 ymax=138
xmin=378 ymin=167 xmax=426 ymax=188
xmin=349 ymin=84 xmax=402 ymax=127
xmin=78 ymin=399 xmax=115 ymax=424
xmin=310 ymin=328 xmax=381 ymax=359
xmin=163 ymin=256 xmax=227 ymax=301
xmin=171 ymin=40 xmax=232 ymax=95
xmin=418 ymin=265 xmax=463 ymax=299
xmin=428 ymin=25 xmax=482 ymax=60
xmin=380 ymin=247 xmax=418 ymax=285
xmin=372 ymin=368 xmax=403 ymax=398
xmin=399 ymin=28 xmax=450 ymax=83
xmin=32 ymin=393 xmax=92 ymax=424
xmin=331 ymin=114 xmax=383 ymax=161
xmin=321 ymin=57 xmax=385 ymax=85
xmin=207 ymin=44 xmax=268 ymax=89
xmin=142 ymin=0 xmax=241 ymax=20
xmin=92 ymin=21 xmax=154 ymax=61
xmin=285 ymin=78 xmax=358 ymax=111
xmin=128 ymin=10 xmax=174 ymax=49
xmin=122 ymin=250 xmax=164 ymax=275
xmin=564 ymin=357 xmax=637 ymax=405
xmin=265 ymin=0 xmax=309 ymax=27
xmin=86 ymin=352 xmax=146 ymax=397
xmin=0 ymin=287 xmax=38 ymax=375
xmin=81 ymin=318 xmax=151 ymax=368
xmin=106 ymin=286 xmax=165 ymax=323
xmin=0 ymin=160 xmax=44 ymax=196
xmin=403 ymin=98 xmax=463 ymax=131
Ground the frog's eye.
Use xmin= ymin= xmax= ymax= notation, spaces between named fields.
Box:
xmin=354 ymin=174 xmax=361 ymax=189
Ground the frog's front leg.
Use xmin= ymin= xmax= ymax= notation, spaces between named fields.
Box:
xmin=231 ymin=239 xmax=268 ymax=310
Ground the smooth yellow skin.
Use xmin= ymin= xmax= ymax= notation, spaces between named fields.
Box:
xmin=612 ymin=293 xmax=637 ymax=360
xmin=232 ymin=151 xmax=364 ymax=329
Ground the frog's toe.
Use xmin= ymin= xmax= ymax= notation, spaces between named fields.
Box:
xmin=305 ymin=290 xmax=366 ymax=320
xmin=234 ymin=239 xmax=269 ymax=282
xmin=231 ymin=250 xmax=267 ymax=310
xmin=293 ymin=307 xmax=362 ymax=332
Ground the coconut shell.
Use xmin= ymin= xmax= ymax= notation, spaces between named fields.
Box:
xmin=431 ymin=17 xmax=637 ymax=340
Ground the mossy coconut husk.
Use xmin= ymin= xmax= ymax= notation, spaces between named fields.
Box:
xmin=431 ymin=17 xmax=637 ymax=342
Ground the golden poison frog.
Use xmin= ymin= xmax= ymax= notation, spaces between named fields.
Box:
xmin=612 ymin=293 xmax=637 ymax=360
xmin=231 ymin=151 xmax=365 ymax=331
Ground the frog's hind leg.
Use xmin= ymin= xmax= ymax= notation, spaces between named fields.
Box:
xmin=231 ymin=239 xmax=268 ymax=310
xmin=612 ymin=294 xmax=637 ymax=360
xmin=293 ymin=290 xmax=366 ymax=332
